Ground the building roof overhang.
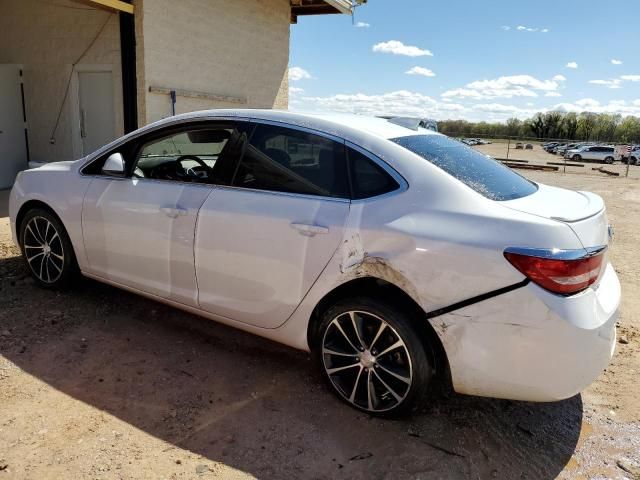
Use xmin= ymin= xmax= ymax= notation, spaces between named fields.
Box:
xmin=290 ymin=0 xmax=366 ymax=23
xmin=72 ymin=0 xmax=133 ymax=14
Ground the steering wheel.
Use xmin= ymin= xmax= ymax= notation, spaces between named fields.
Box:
xmin=175 ymin=155 xmax=212 ymax=180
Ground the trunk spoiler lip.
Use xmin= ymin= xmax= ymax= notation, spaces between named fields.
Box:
xmin=550 ymin=205 xmax=605 ymax=223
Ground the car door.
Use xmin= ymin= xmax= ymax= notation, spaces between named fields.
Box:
xmin=82 ymin=121 xmax=247 ymax=306
xmin=194 ymin=122 xmax=350 ymax=328
xmin=581 ymin=147 xmax=594 ymax=161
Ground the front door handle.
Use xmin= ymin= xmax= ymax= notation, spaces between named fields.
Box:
xmin=160 ymin=206 xmax=187 ymax=218
xmin=290 ymin=222 xmax=329 ymax=237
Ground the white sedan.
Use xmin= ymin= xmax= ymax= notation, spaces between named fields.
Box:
xmin=9 ymin=110 xmax=620 ymax=416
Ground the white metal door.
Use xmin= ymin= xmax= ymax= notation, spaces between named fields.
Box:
xmin=78 ymin=71 xmax=115 ymax=156
xmin=82 ymin=177 xmax=212 ymax=306
xmin=0 ymin=65 xmax=27 ymax=190
xmin=194 ymin=188 xmax=349 ymax=328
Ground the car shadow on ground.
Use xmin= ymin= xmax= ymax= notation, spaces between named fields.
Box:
xmin=0 ymin=256 xmax=583 ymax=479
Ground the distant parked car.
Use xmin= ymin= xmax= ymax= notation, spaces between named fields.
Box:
xmin=525 ymin=144 xmax=533 ymax=150
xmin=551 ymin=144 xmax=566 ymax=154
xmin=556 ymin=143 xmax=580 ymax=156
xmin=567 ymin=145 xmax=620 ymax=164
xmin=515 ymin=142 xmax=524 ymax=149
xmin=621 ymin=145 xmax=639 ymax=165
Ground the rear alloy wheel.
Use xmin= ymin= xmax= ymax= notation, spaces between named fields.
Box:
xmin=604 ymin=156 xmax=614 ymax=164
xmin=19 ymin=209 xmax=77 ymax=289
xmin=314 ymin=298 xmax=432 ymax=416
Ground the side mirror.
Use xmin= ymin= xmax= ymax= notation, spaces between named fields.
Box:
xmin=102 ymin=152 xmax=125 ymax=176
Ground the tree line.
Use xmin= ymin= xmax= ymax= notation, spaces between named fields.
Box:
xmin=438 ymin=112 xmax=640 ymax=143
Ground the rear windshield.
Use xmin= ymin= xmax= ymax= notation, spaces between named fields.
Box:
xmin=391 ymin=135 xmax=538 ymax=201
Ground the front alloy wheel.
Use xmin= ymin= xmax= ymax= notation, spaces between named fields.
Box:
xmin=23 ymin=216 xmax=65 ymax=284
xmin=19 ymin=208 xmax=77 ymax=289
xmin=316 ymin=298 xmax=432 ymax=416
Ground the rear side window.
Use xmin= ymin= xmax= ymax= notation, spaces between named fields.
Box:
xmin=232 ymin=124 xmax=349 ymax=198
xmin=392 ymin=135 xmax=538 ymax=201
xmin=348 ymin=148 xmax=399 ymax=199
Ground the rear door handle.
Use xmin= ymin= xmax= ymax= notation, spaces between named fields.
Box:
xmin=290 ymin=222 xmax=329 ymax=237
xmin=160 ymin=206 xmax=187 ymax=218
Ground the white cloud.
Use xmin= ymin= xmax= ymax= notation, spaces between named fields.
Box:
xmin=553 ymin=98 xmax=640 ymax=116
xmin=566 ymin=62 xmax=578 ymax=69
xmin=288 ymin=67 xmax=312 ymax=81
xmin=545 ymin=92 xmax=562 ymax=97
xmin=589 ymin=78 xmax=622 ymax=89
xmin=372 ymin=40 xmax=433 ymax=57
xmin=552 ymin=74 xmax=566 ymax=81
xmin=289 ymin=87 xmax=305 ymax=94
xmin=405 ymin=66 xmax=436 ymax=77
xmin=514 ymin=25 xmax=547 ymax=32
xmin=441 ymin=74 xmax=560 ymax=100
xmin=611 ymin=59 xmax=623 ymax=65
xmin=501 ymin=25 xmax=511 ymax=31
xmin=354 ymin=21 xmax=370 ymax=28
xmin=291 ymin=88 xmax=640 ymax=122
xmin=621 ymin=75 xmax=640 ymax=82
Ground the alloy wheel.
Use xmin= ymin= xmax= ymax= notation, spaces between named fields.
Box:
xmin=322 ymin=310 xmax=413 ymax=413
xmin=23 ymin=216 xmax=65 ymax=284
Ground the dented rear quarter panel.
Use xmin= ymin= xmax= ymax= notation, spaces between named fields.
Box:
xmin=280 ymin=145 xmax=587 ymax=351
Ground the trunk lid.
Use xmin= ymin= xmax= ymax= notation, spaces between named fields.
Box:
xmin=502 ymin=183 xmax=609 ymax=247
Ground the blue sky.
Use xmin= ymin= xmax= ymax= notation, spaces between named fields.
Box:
xmin=289 ymin=0 xmax=640 ymax=122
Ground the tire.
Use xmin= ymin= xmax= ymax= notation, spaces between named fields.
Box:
xmin=312 ymin=297 xmax=432 ymax=417
xmin=604 ymin=156 xmax=614 ymax=164
xmin=18 ymin=208 xmax=78 ymax=289
xmin=632 ymin=157 xmax=638 ymax=166
xmin=572 ymin=154 xmax=582 ymax=162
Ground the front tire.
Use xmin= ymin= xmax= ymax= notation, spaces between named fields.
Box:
xmin=572 ymin=154 xmax=582 ymax=162
xmin=19 ymin=208 xmax=77 ymax=289
xmin=313 ymin=297 xmax=432 ymax=417
xmin=604 ymin=156 xmax=614 ymax=164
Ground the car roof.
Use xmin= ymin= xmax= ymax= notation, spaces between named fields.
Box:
xmin=143 ymin=109 xmax=439 ymax=141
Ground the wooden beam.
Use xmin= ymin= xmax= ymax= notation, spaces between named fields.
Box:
xmin=73 ymin=0 xmax=134 ymax=14
xmin=149 ymin=86 xmax=247 ymax=105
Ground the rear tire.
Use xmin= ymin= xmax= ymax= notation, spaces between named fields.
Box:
xmin=604 ymin=156 xmax=614 ymax=164
xmin=312 ymin=297 xmax=432 ymax=417
xmin=18 ymin=208 xmax=78 ymax=289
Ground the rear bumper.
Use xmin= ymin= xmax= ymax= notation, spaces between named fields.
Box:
xmin=430 ymin=262 xmax=619 ymax=402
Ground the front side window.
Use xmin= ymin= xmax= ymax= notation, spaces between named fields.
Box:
xmin=132 ymin=123 xmax=249 ymax=184
xmin=232 ymin=124 xmax=349 ymax=198
xmin=392 ymin=135 xmax=538 ymax=201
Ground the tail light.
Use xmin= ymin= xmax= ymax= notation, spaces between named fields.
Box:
xmin=504 ymin=247 xmax=606 ymax=295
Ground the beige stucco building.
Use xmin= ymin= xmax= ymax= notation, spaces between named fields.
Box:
xmin=0 ymin=0 xmax=362 ymax=188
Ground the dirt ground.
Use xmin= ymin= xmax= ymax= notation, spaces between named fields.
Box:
xmin=472 ymin=143 xmax=640 ymax=180
xmin=1 ymin=172 xmax=639 ymax=480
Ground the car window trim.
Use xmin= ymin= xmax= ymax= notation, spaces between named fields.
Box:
xmin=215 ymin=184 xmax=350 ymax=204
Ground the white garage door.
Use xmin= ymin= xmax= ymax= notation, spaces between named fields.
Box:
xmin=0 ymin=65 xmax=28 ymax=190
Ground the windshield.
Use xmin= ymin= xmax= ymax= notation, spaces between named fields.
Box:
xmin=392 ymin=135 xmax=538 ymax=201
